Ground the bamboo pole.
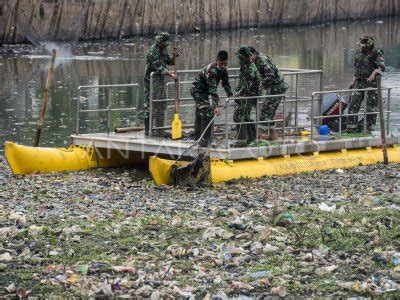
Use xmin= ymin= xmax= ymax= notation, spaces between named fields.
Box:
xmin=82 ymin=0 xmax=92 ymax=39
xmin=92 ymin=1 xmax=102 ymax=38
xmin=53 ymin=0 xmax=65 ymax=39
xmin=99 ymin=0 xmax=112 ymax=38
xmin=376 ymin=75 xmax=388 ymax=165
xmin=33 ymin=49 xmax=56 ymax=147
xmin=115 ymin=126 xmax=144 ymax=133
xmin=12 ymin=0 xmax=20 ymax=43
xmin=140 ymin=0 xmax=147 ymax=35
xmin=117 ymin=0 xmax=128 ymax=37
xmin=173 ymin=0 xmax=178 ymax=34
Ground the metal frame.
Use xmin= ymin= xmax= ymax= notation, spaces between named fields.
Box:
xmin=76 ymin=83 xmax=140 ymax=135
xmin=72 ymin=68 xmax=398 ymax=162
xmin=70 ymin=71 xmax=399 ymax=162
xmin=149 ymin=67 xmax=397 ymax=159
xmin=149 ymin=68 xmax=323 ymax=134
xmin=310 ymin=87 xmax=393 ymax=141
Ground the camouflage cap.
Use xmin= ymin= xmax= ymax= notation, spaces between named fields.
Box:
xmin=236 ymin=45 xmax=251 ymax=59
xmin=358 ymin=35 xmax=374 ymax=47
xmin=155 ymin=32 xmax=171 ymax=46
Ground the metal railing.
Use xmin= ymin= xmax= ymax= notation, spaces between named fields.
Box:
xmin=72 ymin=68 xmax=397 ymax=161
xmin=76 ymin=68 xmax=399 ymax=148
xmin=310 ymin=87 xmax=394 ymax=140
xmin=149 ymin=68 xmax=323 ymax=136
xmin=148 ymin=67 xmax=397 ymax=159
xmin=76 ymin=83 xmax=140 ymax=134
xmin=222 ymin=94 xmax=287 ymax=155
xmin=220 ymin=87 xmax=395 ymax=159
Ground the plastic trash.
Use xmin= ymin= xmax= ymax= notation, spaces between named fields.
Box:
xmin=318 ymin=125 xmax=330 ymax=135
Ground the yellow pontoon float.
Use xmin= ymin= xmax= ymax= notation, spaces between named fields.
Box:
xmin=4 ymin=141 xmax=137 ymax=175
xmin=149 ymin=146 xmax=400 ymax=185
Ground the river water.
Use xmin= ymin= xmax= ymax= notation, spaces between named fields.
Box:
xmin=1 ymin=18 xmax=399 ymax=151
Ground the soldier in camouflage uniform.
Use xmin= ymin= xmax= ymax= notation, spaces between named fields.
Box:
xmin=249 ymin=46 xmax=288 ymax=140
xmin=143 ymin=32 xmax=179 ymax=136
xmin=347 ymin=35 xmax=385 ymax=133
xmin=191 ymin=50 xmax=233 ymax=147
xmin=233 ymin=45 xmax=261 ymax=147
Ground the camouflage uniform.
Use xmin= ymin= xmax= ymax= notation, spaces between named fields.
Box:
xmin=191 ymin=62 xmax=233 ymax=144
xmin=233 ymin=46 xmax=261 ymax=144
xmin=254 ymin=53 xmax=289 ymax=128
xmin=347 ymin=36 xmax=385 ymax=131
xmin=143 ymin=32 xmax=174 ymax=135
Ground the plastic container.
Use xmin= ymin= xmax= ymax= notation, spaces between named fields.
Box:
xmin=318 ymin=125 xmax=330 ymax=135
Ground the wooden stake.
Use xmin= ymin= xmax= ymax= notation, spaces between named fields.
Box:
xmin=171 ymin=49 xmax=182 ymax=140
xmin=115 ymin=126 xmax=144 ymax=133
xmin=33 ymin=49 xmax=56 ymax=147
xmin=376 ymin=74 xmax=388 ymax=165
xmin=173 ymin=52 xmax=179 ymax=115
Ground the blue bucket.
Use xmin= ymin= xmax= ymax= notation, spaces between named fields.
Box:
xmin=318 ymin=125 xmax=330 ymax=135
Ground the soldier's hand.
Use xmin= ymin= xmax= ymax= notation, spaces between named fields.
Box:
xmin=214 ymin=107 xmax=221 ymax=116
xmin=349 ymin=81 xmax=355 ymax=89
xmin=367 ymin=71 xmax=377 ymax=82
xmin=170 ymin=73 xmax=179 ymax=81
xmin=173 ymin=47 xmax=180 ymax=57
xmin=226 ymin=99 xmax=236 ymax=106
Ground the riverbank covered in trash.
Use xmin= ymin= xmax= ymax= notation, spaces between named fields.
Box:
xmin=0 ymin=163 xmax=399 ymax=298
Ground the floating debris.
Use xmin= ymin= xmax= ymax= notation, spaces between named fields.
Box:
xmin=0 ymin=163 xmax=399 ymax=297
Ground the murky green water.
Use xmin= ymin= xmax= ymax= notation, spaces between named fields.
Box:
xmin=1 ymin=18 xmax=399 ymax=151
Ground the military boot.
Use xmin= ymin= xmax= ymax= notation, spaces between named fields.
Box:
xmin=194 ymin=112 xmax=202 ymax=140
xmin=367 ymin=115 xmax=377 ymax=133
xmin=144 ymin=117 xmax=149 ymax=136
xmin=266 ymin=128 xmax=278 ymax=140
xmin=247 ymin=122 xmax=257 ymax=143
xmin=153 ymin=114 xmax=168 ymax=138
xmin=232 ymin=124 xmax=248 ymax=148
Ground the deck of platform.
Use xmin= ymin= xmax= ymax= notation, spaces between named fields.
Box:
xmin=70 ymin=131 xmax=399 ymax=160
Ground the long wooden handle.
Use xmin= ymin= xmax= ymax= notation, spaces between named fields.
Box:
xmin=173 ymin=52 xmax=179 ymax=114
xmin=34 ymin=49 xmax=57 ymax=147
xmin=115 ymin=126 xmax=144 ymax=133
xmin=376 ymin=75 xmax=388 ymax=164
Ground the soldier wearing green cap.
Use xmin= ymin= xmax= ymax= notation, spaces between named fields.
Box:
xmin=143 ymin=32 xmax=179 ymax=136
xmin=190 ymin=50 xmax=233 ymax=147
xmin=347 ymin=35 xmax=385 ymax=133
xmin=233 ymin=45 xmax=261 ymax=147
xmin=249 ymin=46 xmax=288 ymax=140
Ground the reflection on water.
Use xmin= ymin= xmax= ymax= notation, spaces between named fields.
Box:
xmin=23 ymin=55 xmax=132 ymax=61
xmin=1 ymin=18 xmax=400 ymax=150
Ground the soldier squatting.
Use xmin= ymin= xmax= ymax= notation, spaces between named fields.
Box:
xmin=144 ymin=32 xmax=385 ymax=145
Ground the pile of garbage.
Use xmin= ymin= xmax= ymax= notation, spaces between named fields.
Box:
xmin=0 ymin=163 xmax=399 ymax=297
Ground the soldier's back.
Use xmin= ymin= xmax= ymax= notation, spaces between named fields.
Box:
xmin=145 ymin=44 xmax=169 ymax=76
xmin=239 ymin=61 xmax=261 ymax=96
xmin=257 ymin=53 xmax=285 ymax=85
xmin=257 ymin=53 xmax=277 ymax=69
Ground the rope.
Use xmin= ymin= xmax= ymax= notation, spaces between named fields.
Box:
xmin=172 ymin=101 xmax=229 ymax=165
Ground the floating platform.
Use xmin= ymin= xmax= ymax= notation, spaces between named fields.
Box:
xmin=69 ymin=131 xmax=400 ymax=185
xmin=70 ymin=131 xmax=399 ymax=160
xmin=4 ymin=67 xmax=399 ymax=183
xmin=5 ymin=134 xmax=400 ymax=181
